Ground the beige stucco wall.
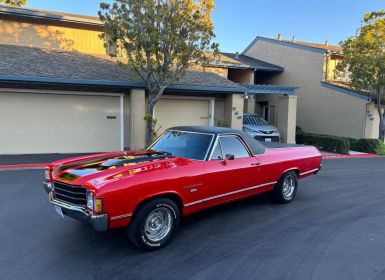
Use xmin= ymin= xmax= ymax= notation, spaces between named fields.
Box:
xmin=365 ymin=103 xmax=383 ymax=139
xmin=245 ymin=39 xmax=370 ymax=139
xmin=224 ymin=94 xmax=243 ymax=130
xmin=0 ymin=18 xmax=106 ymax=55
xmin=128 ymin=89 xmax=146 ymax=149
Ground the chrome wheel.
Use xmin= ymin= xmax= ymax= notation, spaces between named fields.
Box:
xmin=144 ymin=207 xmax=173 ymax=242
xmin=282 ymin=175 xmax=296 ymax=200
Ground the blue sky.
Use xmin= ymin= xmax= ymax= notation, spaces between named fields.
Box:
xmin=25 ymin=0 xmax=384 ymax=53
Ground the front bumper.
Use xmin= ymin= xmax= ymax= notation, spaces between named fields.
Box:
xmin=43 ymin=182 xmax=108 ymax=232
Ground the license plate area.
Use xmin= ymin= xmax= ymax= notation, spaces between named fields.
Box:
xmin=264 ymin=138 xmax=272 ymax=142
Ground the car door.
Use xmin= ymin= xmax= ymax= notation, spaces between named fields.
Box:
xmin=201 ymin=135 xmax=262 ymax=207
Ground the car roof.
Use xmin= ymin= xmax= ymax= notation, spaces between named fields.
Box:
xmin=168 ymin=126 xmax=266 ymax=155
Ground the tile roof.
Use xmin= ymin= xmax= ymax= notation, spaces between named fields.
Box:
xmin=0 ymin=44 xmax=244 ymax=92
xmin=242 ymin=84 xmax=297 ymax=95
xmin=216 ymin=52 xmax=283 ymax=72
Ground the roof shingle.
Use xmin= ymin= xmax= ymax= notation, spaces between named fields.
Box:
xmin=0 ymin=44 xmax=244 ymax=92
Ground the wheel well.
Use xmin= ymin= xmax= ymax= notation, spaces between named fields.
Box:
xmin=133 ymin=193 xmax=184 ymax=217
xmin=283 ymin=169 xmax=299 ymax=178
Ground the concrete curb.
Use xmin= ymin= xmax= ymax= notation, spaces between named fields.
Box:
xmin=0 ymin=163 xmax=48 ymax=170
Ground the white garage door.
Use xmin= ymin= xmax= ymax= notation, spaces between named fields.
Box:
xmin=0 ymin=92 xmax=122 ymax=154
xmin=155 ymin=98 xmax=212 ymax=133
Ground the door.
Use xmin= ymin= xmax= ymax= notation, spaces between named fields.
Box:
xmin=201 ymin=135 xmax=262 ymax=207
xmin=0 ymin=92 xmax=122 ymax=154
xmin=155 ymin=98 xmax=212 ymax=133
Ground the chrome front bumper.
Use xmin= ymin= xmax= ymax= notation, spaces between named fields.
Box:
xmin=43 ymin=182 xmax=108 ymax=232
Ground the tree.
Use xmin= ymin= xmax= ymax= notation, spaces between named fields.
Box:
xmin=0 ymin=0 xmax=27 ymax=6
xmin=99 ymin=0 xmax=218 ymax=146
xmin=338 ymin=11 xmax=385 ymax=141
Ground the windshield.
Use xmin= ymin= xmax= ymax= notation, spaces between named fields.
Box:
xmin=148 ymin=130 xmax=214 ymax=160
xmin=243 ymin=115 xmax=268 ymax=125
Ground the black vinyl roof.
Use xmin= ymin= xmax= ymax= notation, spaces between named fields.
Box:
xmin=169 ymin=126 xmax=266 ymax=155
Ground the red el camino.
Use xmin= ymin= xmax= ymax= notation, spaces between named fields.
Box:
xmin=43 ymin=126 xmax=322 ymax=250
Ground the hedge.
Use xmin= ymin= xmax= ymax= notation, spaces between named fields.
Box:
xmin=296 ymin=132 xmax=350 ymax=154
xmin=297 ymin=131 xmax=385 ymax=155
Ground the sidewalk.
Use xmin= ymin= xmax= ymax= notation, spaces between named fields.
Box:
xmin=321 ymin=150 xmax=378 ymax=159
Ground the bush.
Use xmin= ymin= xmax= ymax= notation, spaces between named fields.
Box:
xmin=349 ymin=138 xmax=383 ymax=154
xmin=375 ymin=142 xmax=385 ymax=156
xmin=296 ymin=132 xmax=350 ymax=154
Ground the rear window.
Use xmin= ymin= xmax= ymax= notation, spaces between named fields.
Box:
xmin=243 ymin=115 xmax=268 ymax=125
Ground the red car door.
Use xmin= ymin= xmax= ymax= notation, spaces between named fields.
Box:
xmin=199 ymin=135 xmax=263 ymax=208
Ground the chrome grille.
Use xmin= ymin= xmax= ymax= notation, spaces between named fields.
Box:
xmin=53 ymin=181 xmax=86 ymax=206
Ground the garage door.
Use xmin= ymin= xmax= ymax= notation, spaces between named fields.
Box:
xmin=0 ymin=92 xmax=122 ymax=154
xmin=155 ymin=98 xmax=212 ymax=133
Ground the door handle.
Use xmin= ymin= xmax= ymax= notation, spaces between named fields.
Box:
xmin=251 ymin=162 xmax=261 ymax=166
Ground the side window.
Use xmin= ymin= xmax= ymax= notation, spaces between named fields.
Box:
xmin=219 ymin=136 xmax=250 ymax=159
xmin=211 ymin=142 xmax=223 ymax=160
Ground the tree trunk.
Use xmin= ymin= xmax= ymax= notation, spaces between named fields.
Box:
xmin=145 ymin=86 xmax=166 ymax=147
xmin=145 ymin=102 xmax=155 ymax=147
xmin=377 ymin=87 xmax=385 ymax=142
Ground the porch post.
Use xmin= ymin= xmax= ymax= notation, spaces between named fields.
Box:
xmin=277 ymin=95 xmax=298 ymax=144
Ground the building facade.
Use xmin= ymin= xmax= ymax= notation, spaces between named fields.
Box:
xmin=0 ymin=6 xmax=299 ymax=154
xmin=242 ymin=36 xmax=380 ymax=140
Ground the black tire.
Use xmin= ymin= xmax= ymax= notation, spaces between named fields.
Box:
xmin=271 ymin=171 xmax=298 ymax=204
xmin=127 ymin=198 xmax=180 ymax=251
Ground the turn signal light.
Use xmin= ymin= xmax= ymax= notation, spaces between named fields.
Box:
xmin=94 ymin=198 xmax=103 ymax=213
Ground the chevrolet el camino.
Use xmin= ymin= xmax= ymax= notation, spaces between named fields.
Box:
xmin=44 ymin=126 xmax=322 ymax=250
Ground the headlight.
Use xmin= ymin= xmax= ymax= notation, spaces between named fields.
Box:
xmin=44 ymin=168 xmax=51 ymax=181
xmin=86 ymin=191 xmax=103 ymax=213
xmin=243 ymin=127 xmax=258 ymax=133
xmin=86 ymin=191 xmax=94 ymax=210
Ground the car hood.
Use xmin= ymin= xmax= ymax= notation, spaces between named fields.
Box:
xmin=243 ymin=124 xmax=278 ymax=132
xmin=51 ymin=150 xmax=192 ymax=189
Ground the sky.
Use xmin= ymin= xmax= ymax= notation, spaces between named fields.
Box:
xmin=24 ymin=0 xmax=385 ymax=53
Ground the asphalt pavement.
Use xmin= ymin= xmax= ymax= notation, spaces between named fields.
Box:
xmin=1 ymin=157 xmax=385 ymax=280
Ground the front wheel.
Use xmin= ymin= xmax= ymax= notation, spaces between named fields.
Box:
xmin=127 ymin=198 xmax=180 ymax=251
xmin=272 ymin=171 xmax=298 ymax=203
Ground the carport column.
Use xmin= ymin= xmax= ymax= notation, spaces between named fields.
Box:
xmin=129 ymin=89 xmax=146 ymax=149
xmin=224 ymin=93 xmax=244 ymax=130
xmin=277 ymin=95 xmax=298 ymax=144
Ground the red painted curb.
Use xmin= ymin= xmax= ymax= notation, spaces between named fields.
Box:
xmin=0 ymin=163 xmax=48 ymax=170
xmin=322 ymin=154 xmax=378 ymax=159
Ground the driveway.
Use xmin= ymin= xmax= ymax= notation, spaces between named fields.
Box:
xmin=1 ymin=158 xmax=385 ymax=280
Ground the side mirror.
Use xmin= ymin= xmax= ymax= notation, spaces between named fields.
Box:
xmin=225 ymin=154 xmax=235 ymax=160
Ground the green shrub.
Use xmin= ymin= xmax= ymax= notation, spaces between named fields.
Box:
xmin=350 ymin=138 xmax=383 ymax=153
xmin=296 ymin=132 xmax=350 ymax=154
xmin=375 ymin=142 xmax=385 ymax=156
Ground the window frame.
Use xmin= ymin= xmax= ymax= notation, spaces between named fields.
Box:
xmin=209 ymin=134 xmax=252 ymax=160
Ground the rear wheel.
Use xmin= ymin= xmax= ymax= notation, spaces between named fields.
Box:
xmin=127 ymin=198 xmax=180 ymax=251
xmin=272 ymin=171 xmax=298 ymax=203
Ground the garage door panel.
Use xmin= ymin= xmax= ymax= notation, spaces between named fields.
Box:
xmin=0 ymin=92 xmax=122 ymax=154
xmin=155 ymin=99 xmax=210 ymax=133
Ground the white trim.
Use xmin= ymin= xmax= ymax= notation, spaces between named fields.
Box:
xmin=0 ymin=88 xmax=124 ymax=97
xmin=111 ymin=213 xmax=132 ymax=220
xmin=120 ymin=95 xmax=125 ymax=151
xmin=300 ymin=168 xmax=318 ymax=176
xmin=184 ymin=181 xmax=277 ymax=207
